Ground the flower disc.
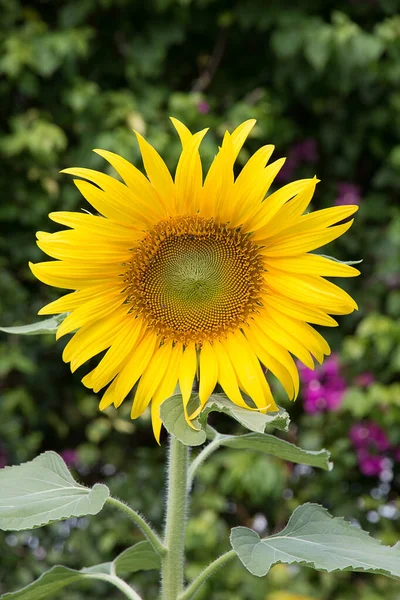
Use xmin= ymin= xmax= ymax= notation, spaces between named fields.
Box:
xmin=126 ymin=216 xmax=264 ymax=345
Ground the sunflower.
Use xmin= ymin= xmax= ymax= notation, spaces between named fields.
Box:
xmin=30 ymin=119 xmax=359 ymax=441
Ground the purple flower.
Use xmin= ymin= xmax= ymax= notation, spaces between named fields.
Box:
xmin=60 ymin=449 xmax=79 ymax=468
xmin=357 ymin=450 xmax=385 ymax=477
xmin=354 ymin=372 xmax=375 ymax=387
xmin=197 ymin=101 xmax=210 ymax=114
xmin=393 ymin=446 xmax=400 ymax=463
xmin=321 ymin=354 xmax=340 ymax=377
xmin=277 ymin=139 xmax=318 ymax=182
xmin=298 ymin=362 xmax=317 ymax=384
xmin=300 ymin=353 xmax=346 ymax=414
xmin=349 ymin=421 xmax=390 ymax=453
xmin=293 ymin=138 xmax=318 ymax=163
xmin=335 ymin=183 xmax=361 ymax=206
xmin=304 ymin=382 xmax=326 ymax=414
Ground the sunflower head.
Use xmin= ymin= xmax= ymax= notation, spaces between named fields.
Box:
xmin=30 ymin=118 xmax=359 ymax=441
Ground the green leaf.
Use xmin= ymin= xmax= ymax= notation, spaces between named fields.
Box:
xmin=160 ymin=393 xmax=289 ymax=447
xmin=114 ymin=541 xmax=161 ymax=575
xmin=0 ymin=541 xmax=161 ymax=598
xmin=230 ymin=503 xmax=400 ymax=579
xmin=198 ymin=395 xmax=290 ymax=433
xmin=160 ymin=395 xmax=206 ymax=447
xmin=317 ymin=254 xmax=363 ymax=266
xmin=0 ymin=451 xmax=110 ymax=530
xmin=0 ymin=541 xmax=161 ymax=599
xmin=0 ymin=314 xmax=66 ymax=336
xmin=0 ymin=564 xmax=112 ymax=599
xmin=220 ymin=433 xmax=332 ymax=470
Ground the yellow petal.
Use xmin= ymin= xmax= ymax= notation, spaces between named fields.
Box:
xmin=277 ymin=204 xmax=359 ymax=238
xmin=29 ymin=261 xmax=123 ymax=290
xmin=99 ymin=377 xmax=119 ymax=410
xmin=63 ymin=307 xmax=129 ymax=370
xmin=244 ymin=326 xmax=296 ymax=400
xmin=151 ymin=343 xmax=183 ymax=443
xmin=89 ymin=317 xmax=143 ymax=393
xmin=250 ymin=178 xmax=318 ymax=239
xmin=49 ymin=212 xmax=144 ymax=244
xmin=230 ymin=119 xmax=257 ymax=156
xmin=135 ymin=131 xmax=176 ymax=211
xmin=174 ymin=127 xmax=208 ymax=213
xmin=131 ymin=342 xmax=173 ymax=419
xmin=56 ymin=289 xmax=127 ymax=339
xmin=213 ymin=340 xmax=249 ymax=408
xmin=38 ymin=283 xmax=118 ymax=316
xmin=265 ymin=270 xmax=358 ymax=312
xmin=245 ymin=179 xmax=315 ymax=234
xmin=225 ymin=331 xmax=276 ymax=410
xmin=178 ymin=343 xmax=198 ymax=427
xmin=261 ymin=292 xmax=338 ymax=327
xmin=230 ymin=157 xmax=285 ymax=229
xmin=198 ymin=341 xmax=218 ymax=407
xmin=260 ymin=219 xmax=355 ymax=257
xmin=201 ymin=132 xmax=235 ymax=220
xmin=93 ymin=148 xmax=167 ymax=218
xmin=255 ymin=312 xmax=315 ymax=369
xmin=246 ymin=319 xmax=300 ymax=397
xmin=266 ymin=305 xmax=330 ymax=364
xmin=170 ymin=117 xmax=193 ymax=145
xmin=264 ymin=253 xmax=360 ymax=278
xmin=61 ymin=171 xmax=151 ymax=226
xmin=36 ymin=234 xmax=133 ymax=264
xmin=113 ymin=331 xmax=158 ymax=408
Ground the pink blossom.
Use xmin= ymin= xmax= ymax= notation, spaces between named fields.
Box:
xmin=357 ymin=450 xmax=385 ymax=477
xmin=300 ymin=353 xmax=346 ymax=414
xmin=197 ymin=101 xmax=210 ymax=114
xmin=335 ymin=183 xmax=361 ymax=206
xmin=277 ymin=139 xmax=318 ymax=182
xmin=349 ymin=421 xmax=390 ymax=453
xmin=60 ymin=449 xmax=79 ymax=468
xmin=354 ymin=372 xmax=375 ymax=387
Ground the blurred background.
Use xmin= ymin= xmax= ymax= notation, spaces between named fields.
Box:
xmin=1 ymin=1 xmax=400 ymax=598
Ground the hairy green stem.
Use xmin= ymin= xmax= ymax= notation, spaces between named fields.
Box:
xmin=97 ymin=574 xmax=144 ymax=599
xmin=188 ymin=433 xmax=228 ymax=488
xmin=178 ymin=550 xmax=237 ymax=600
xmin=161 ymin=436 xmax=190 ymax=599
xmin=106 ymin=496 xmax=167 ymax=556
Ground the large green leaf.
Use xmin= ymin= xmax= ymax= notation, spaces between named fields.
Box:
xmin=0 ymin=541 xmax=161 ymax=599
xmin=230 ymin=503 xmax=400 ymax=579
xmin=0 ymin=314 xmax=66 ymax=336
xmin=220 ymin=433 xmax=331 ymax=470
xmin=114 ymin=541 xmax=161 ymax=575
xmin=0 ymin=564 xmax=112 ymax=599
xmin=160 ymin=393 xmax=289 ymax=447
xmin=0 ymin=452 xmax=109 ymax=530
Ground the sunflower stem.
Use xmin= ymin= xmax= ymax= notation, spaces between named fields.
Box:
xmin=161 ymin=435 xmax=190 ymax=600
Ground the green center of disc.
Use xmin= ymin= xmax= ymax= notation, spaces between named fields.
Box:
xmin=162 ymin=240 xmax=223 ymax=306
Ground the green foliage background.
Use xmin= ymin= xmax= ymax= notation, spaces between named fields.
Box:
xmin=1 ymin=1 xmax=400 ymax=598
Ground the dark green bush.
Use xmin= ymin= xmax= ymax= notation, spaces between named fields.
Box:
xmin=1 ymin=1 xmax=399 ymax=598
